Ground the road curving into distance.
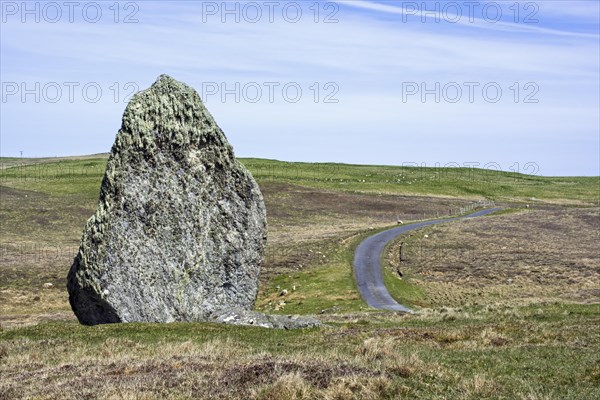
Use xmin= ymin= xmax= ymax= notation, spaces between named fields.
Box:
xmin=353 ymin=208 xmax=501 ymax=312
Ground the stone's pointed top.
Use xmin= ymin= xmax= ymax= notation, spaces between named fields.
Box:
xmin=145 ymin=74 xmax=193 ymax=94
xmin=156 ymin=73 xmax=174 ymax=81
xmin=153 ymin=74 xmax=180 ymax=86
xmin=132 ymin=75 xmax=197 ymax=100
xmin=117 ymin=74 xmax=223 ymax=151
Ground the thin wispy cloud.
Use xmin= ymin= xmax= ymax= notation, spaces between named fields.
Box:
xmin=342 ymin=0 xmax=600 ymax=38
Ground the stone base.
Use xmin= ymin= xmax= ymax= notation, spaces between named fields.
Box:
xmin=208 ymin=308 xmax=322 ymax=329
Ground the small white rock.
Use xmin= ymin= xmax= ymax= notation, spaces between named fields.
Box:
xmin=102 ymin=289 xmax=110 ymax=296
xmin=42 ymin=282 xmax=53 ymax=289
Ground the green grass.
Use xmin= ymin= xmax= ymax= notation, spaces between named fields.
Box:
xmin=257 ymin=222 xmax=432 ymax=315
xmin=0 ymin=158 xmax=107 ymax=199
xmin=1 ymin=154 xmax=595 ymax=314
xmin=0 ymin=319 xmax=318 ymax=352
xmin=484 ymin=207 xmax=530 ymax=216
xmin=257 ymin=232 xmax=374 ymax=315
xmin=382 ymin=269 xmax=427 ymax=308
xmin=241 ymin=158 xmax=599 ymax=204
xmin=1 ymin=303 xmax=598 ymax=399
xmin=379 ymin=232 xmax=428 ymax=309
xmin=1 ymin=154 xmax=599 ymax=399
xmin=2 ymin=156 xmax=598 ymax=204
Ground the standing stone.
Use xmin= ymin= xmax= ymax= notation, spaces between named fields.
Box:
xmin=67 ymin=75 xmax=267 ymax=325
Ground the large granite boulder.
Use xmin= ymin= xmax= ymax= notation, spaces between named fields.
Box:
xmin=67 ymin=75 xmax=268 ymax=325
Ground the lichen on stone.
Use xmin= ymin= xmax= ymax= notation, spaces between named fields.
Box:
xmin=67 ymin=75 xmax=268 ymax=325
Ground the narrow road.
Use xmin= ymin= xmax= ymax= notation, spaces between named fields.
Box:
xmin=353 ymin=208 xmax=501 ymax=312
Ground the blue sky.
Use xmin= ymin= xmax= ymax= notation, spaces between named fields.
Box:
xmin=1 ymin=0 xmax=599 ymax=176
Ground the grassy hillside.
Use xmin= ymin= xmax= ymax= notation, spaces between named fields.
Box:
xmin=1 ymin=155 xmax=598 ymax=399
xmin=243 ymin=158 xmax=599 ymax=204
xmin=1 ymin=304 xmax=598 ymax=399
xmin=2 ymin=155 xmax=598 ymax=204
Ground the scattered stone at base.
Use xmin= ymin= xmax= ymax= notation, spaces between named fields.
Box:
xmin=210 ymin=308 xmax=322 ymax=329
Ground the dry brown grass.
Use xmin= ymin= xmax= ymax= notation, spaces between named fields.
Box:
xmin=260 ymin=182 xmax=467 ymax=280
xmin=1 ymin=180 xmax=470 ymax=326
xmin=1 ymin=157 xmax=599 ymax=399
xmin=0 ymin=335 xmax=401 ymax=399
xmin=1 ymin=302 xmax=599 ymax=399
xmin=387 ymin=207 xmax=600 ymax=307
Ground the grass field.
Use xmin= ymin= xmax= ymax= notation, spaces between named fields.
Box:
xmin=1 ymin=304 xmax=598 ymax=399
xmin=2 ymin=156 xmax=598 ymax=204
xmin=1 ymin=155 xmax=599 ymax=399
